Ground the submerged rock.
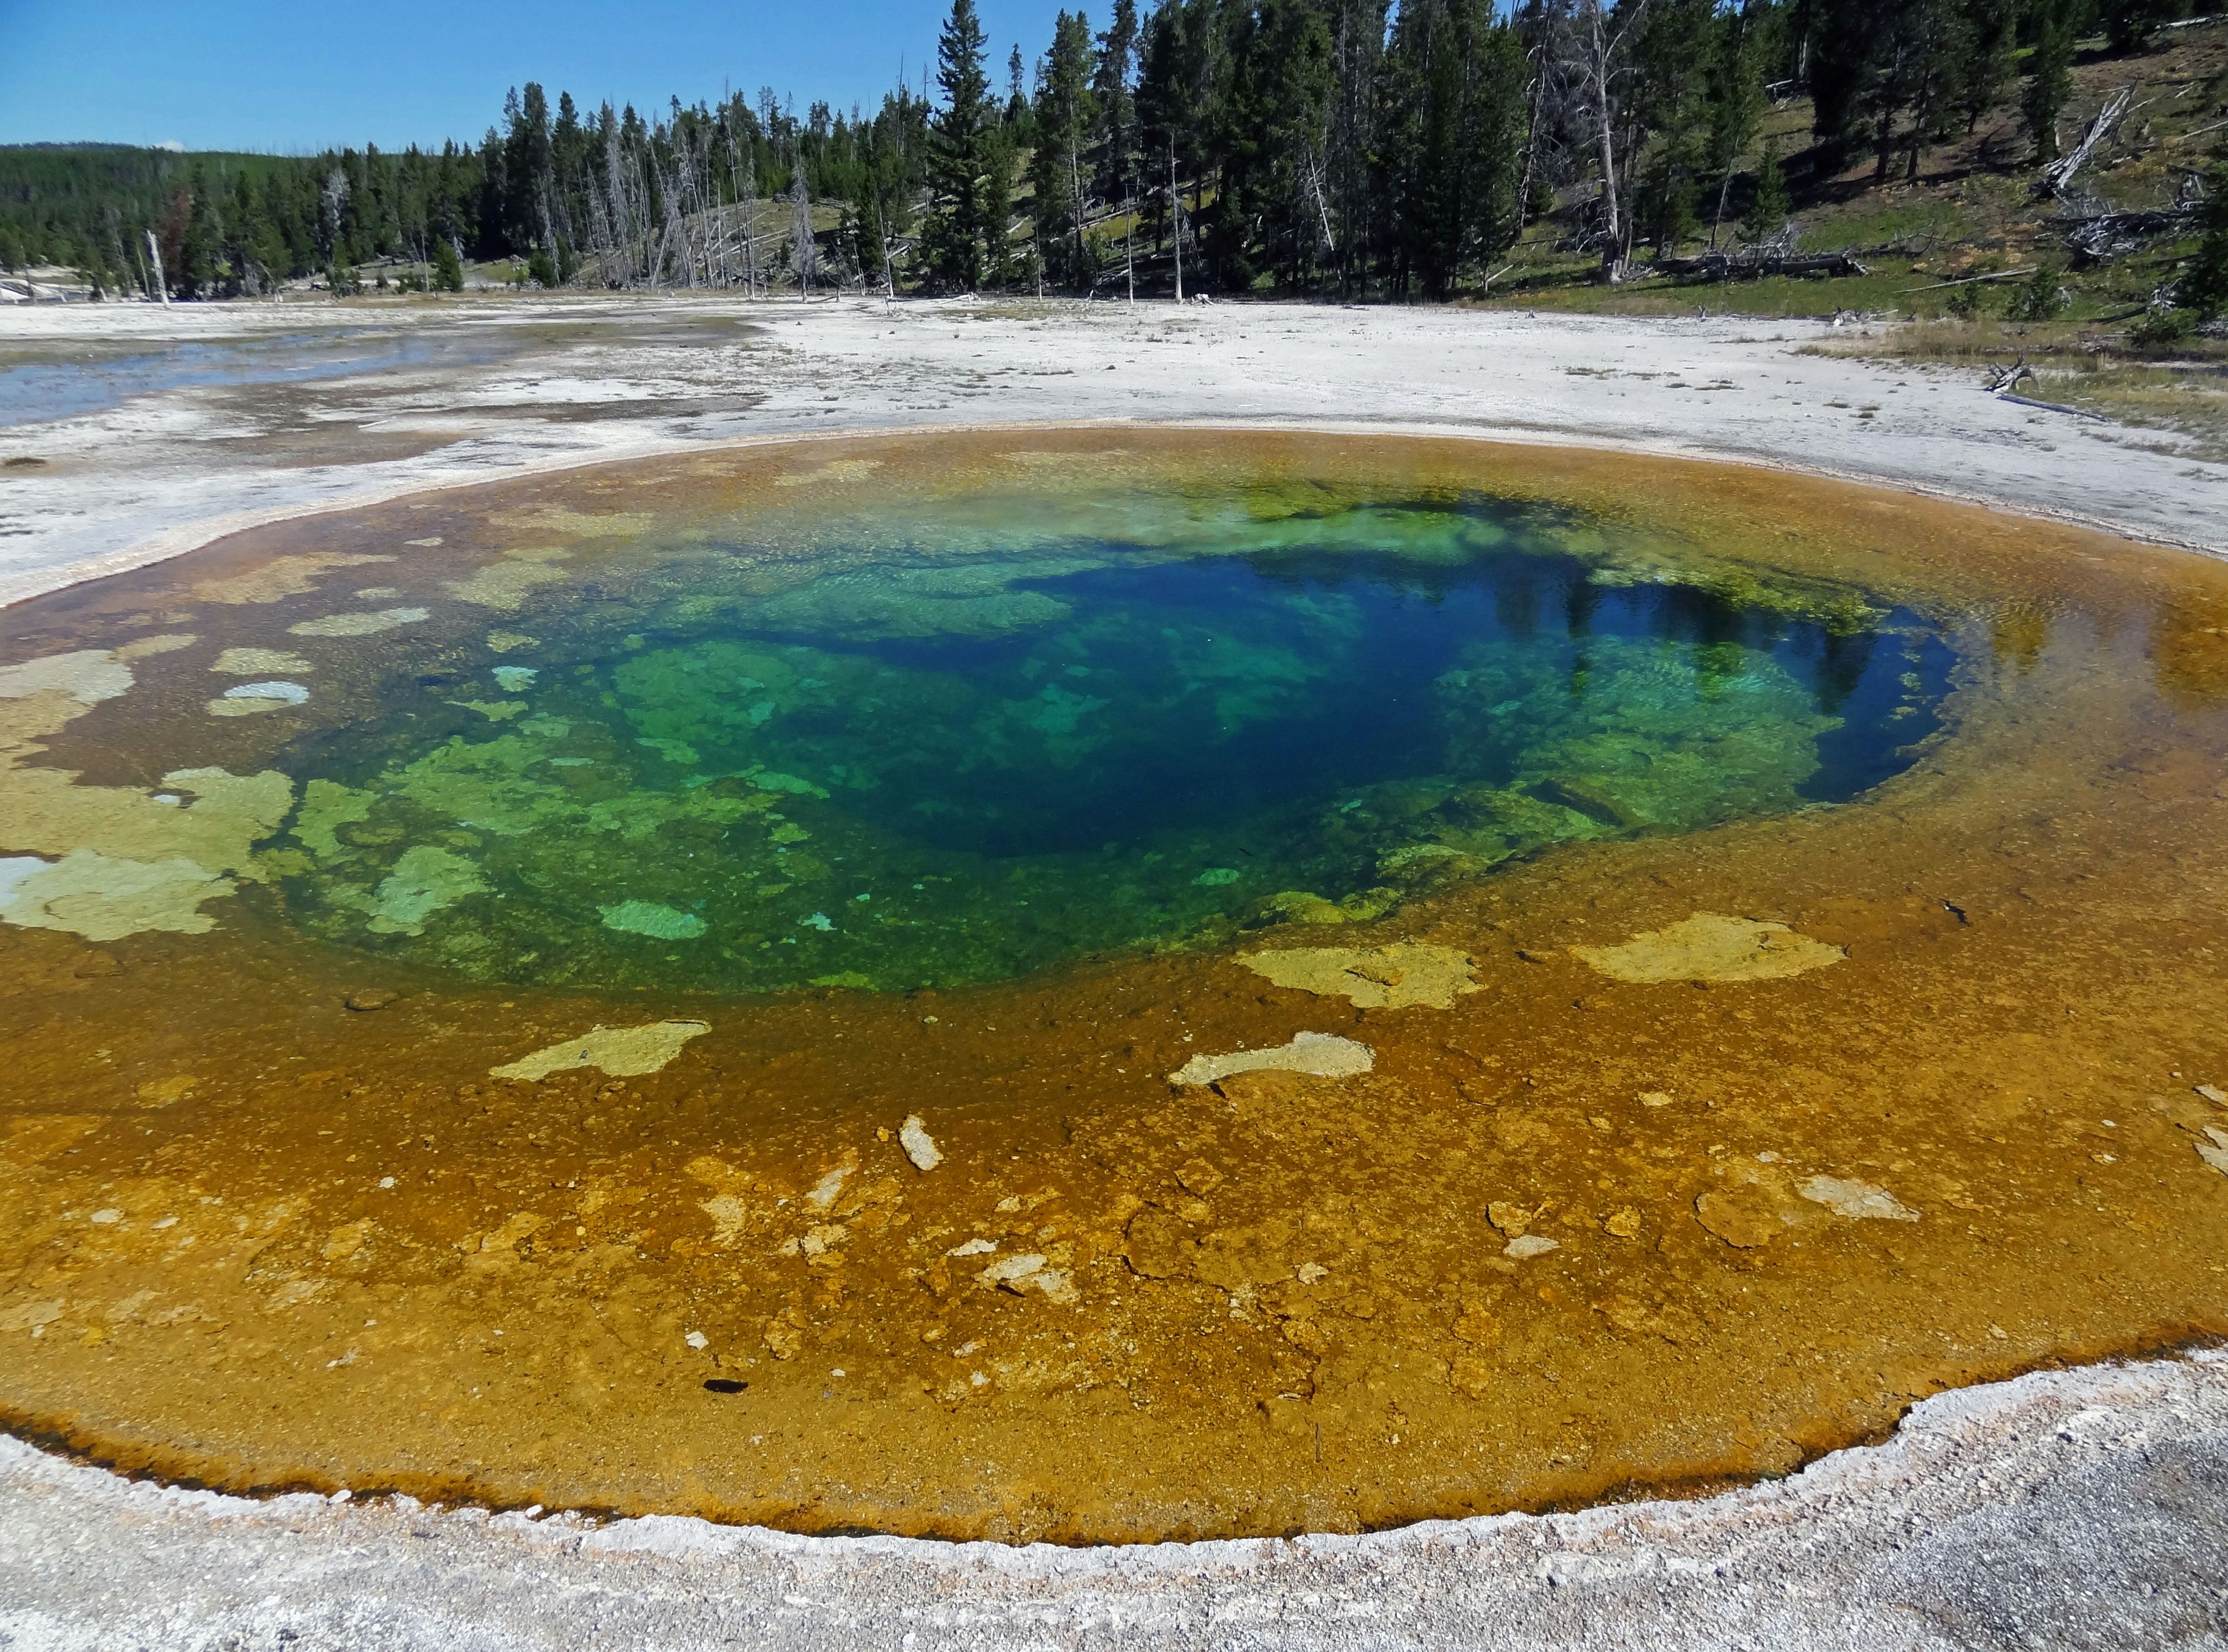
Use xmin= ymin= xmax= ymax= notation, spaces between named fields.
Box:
xmin=366 ymin=847 xmax=487 ymax=935
xmin=1574 ymin=912 xmax=1844 ymax=984
xmin=207 ymin=680 xmax=310 ymax=718
xmin=1241 ymin=942 xmax=1478 ymax=1010
xmin=211 ymin=648 xmax=313 ymax=675
xmin=0 ymin=849 xmax=232 ymax=940
xmin=193 ymin=552 xmax=393 ymax=605
xmin=598 ymin=900 xmax=707 ymax=940
xmin=1169 ymin=1031 xmax=1374 ymax=1087
xmin=0 ymin=648 xmax=135 ymax=705
xmin=489 ymin=1018 xmax=711 ymax=1081
xmin=288 ymin=608 xmax=429 ymax=638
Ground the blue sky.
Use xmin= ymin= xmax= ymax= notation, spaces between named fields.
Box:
xmin=0 ymin=0 xmax=1067 ymax=153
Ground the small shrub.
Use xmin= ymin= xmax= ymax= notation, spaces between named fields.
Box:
xmin=2008 ymin=257 xmax=2068 ymax=322
xmin=1946 ymin=280 xmax=1991 ymax=320
xmin=2130 ymin=306 xmax=2197 ymax=348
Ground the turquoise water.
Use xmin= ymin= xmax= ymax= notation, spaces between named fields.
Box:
xmin=271 ymin=500 xmax=1950 ymax=993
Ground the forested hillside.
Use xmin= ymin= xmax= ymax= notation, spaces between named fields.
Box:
xmin=4 ymin=0 xmax=2225 ymax=331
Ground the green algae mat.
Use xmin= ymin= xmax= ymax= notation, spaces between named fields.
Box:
xmin=0 ymin=428 xmax=2225 ymax=1542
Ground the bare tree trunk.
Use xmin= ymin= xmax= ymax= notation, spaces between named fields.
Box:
xmin=1579 ymin=0 xmax=1648 ymax=281
xmin=144 ymin=229 xmax=168 ymax=305
xmin=1170 ymin=138 xmax=1182 ymax=303
xmin=791 ymin=155 xmax=813 ymax=299
xmin=1070 ymin=140 xmax=1089 ymax=291
xmin=1585 ymin=0 xmax=1622 ymax=277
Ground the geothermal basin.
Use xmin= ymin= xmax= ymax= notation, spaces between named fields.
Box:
xmin=0 ymin=425 xmax=2223 ymax=1544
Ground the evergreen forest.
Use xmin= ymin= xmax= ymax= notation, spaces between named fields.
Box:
xmin=2 ymin=0 xmax=2222 ymax=312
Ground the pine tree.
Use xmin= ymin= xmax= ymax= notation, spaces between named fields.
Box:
xmin=1952 ymin=0 xmax=2020 ymax=132
xmin=2100 ymin=0 xmax=2191 ymax=52
xmin=924 ymin=0 xmax=994 ymax=291
xmin=432 ymin=236 xmax=465 ymax=292
xmin=2023 ymin=0 xmax=2076 ymax=163
xmin=2177 ymin=160 xmax=2228 ymax=319
xmin=1033 ymin=9 xmax=1101 ymax=291
xmin=1740 ymin=138 xmax=1789 ymax=243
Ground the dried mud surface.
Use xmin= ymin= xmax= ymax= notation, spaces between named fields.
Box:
xmin=1 ymin=428 xmax=2225 ymax=1546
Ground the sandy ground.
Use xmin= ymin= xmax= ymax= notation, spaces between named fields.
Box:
xmin=3 ymin=292 xmax=2225 ymax=1646
xmin=2 ymin=292 xmax=2225 ymax=613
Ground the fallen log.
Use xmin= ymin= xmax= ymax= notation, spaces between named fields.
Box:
xmin=1654 ymin=251 xmax=1871 ymax=281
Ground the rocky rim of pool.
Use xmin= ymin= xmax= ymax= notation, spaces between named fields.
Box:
xmin=0 ymin=426 xmax=2223 ymax=1543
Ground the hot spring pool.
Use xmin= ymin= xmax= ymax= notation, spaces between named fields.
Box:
xmin=0 ymin=429 xmax=2223 ymax=1542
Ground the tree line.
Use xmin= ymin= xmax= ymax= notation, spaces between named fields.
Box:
xmin=0 ymin=0 xmax=2207 ymax=302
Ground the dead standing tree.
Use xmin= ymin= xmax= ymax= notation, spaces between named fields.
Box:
xmin=1576 ymin=0 xmax=1650 ymax=280
xmin=790 ymin=142 xmax=815 ymax=297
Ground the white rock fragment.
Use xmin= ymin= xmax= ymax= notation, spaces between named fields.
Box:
xmin=2196 ymin=1126 xmax=2228 ymax=1177
xmin=1504 ymin=1234 xmax=1560 ymax=1260
xmin=684 ymin=1331 xmax=708 ymax=1350
xmin=899 ymin=1114 xmax=942 ymax=1172
xmin=805 ymin=1158 xmax=855 ymax=1211
xmin=1797 ymin=1175 xmax=1920 ymax=1221
xmin=946 ymin=1238 xmax=997 ymax=1257
xmin=2197 ymin=1084 xmax=2227 ymax=1105
xmin=212 ymin=680 xmax=311 ymax=718
xmin=699 ymin=1194 xmax=748 ymax=1246
xmin=979 ymin=1253 xmax=1078 ymax=1304
xmin=1169 ymin=1030 xmax=1374 ymax=1087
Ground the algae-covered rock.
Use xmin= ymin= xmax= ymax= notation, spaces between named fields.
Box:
xmin=1170 ymin=1031 xmax=1374 ymax=1087
xmin=112 ymin=634 xmax=197 ymax=662
xmin=0 ymin=848 xmax=233 ymax=939
xmin=212 ymin=648 xmax=314 ymax=675
xmin=288 ymin=608 xmax=429 ymax=637
xmin=193 ymin=552 xmax=393 ymax=605
xmin=0 ymin=649 xmax=135 ymax=706
xmin=1260 ymin=888 xmax=1400 ymax=926
xmin=746 ymin=559 xmax=1086 ymax=642
xmin=292 ymin=779 xmax=377 ymax=861
xmin=1574 ymin=913 xmax=1844 ymax=984
xmin=599 ymin=900 xmax=706 ymax=940
xmin=443 ymin=548 xmax=570 ymax=611
xmin=366 ymin=846 xmax=487 ymax=935
xmin=1 ymin=760 xmax=291 ymax=902
xmin=1240 ymin=942 xmax=1478 ymax=1010
xmin=489 ymin=1018 xmax=711 ymax=1080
